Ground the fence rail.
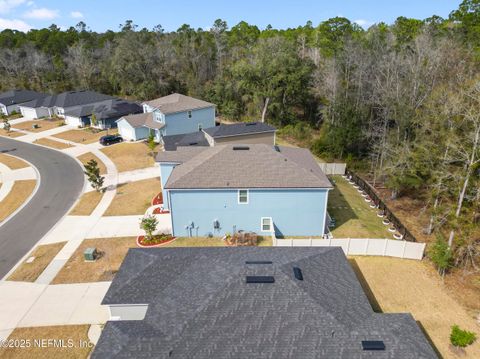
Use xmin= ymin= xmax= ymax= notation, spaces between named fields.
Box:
xmin=272 ymin=237 xmax=426 ymax=260
xmin=318 ymin=162 xmax=346 ymax=175
xmin=345 ymin=169 xmax=417 ymax=242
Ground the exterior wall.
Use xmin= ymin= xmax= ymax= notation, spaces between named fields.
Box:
xmin=159 ymin=163 xmax=177 ymax=209
xmin=168 ymin=188 xmax=329 ymax=237
xmin=65 ymin=115 xmax=83 ymax=127
xmin=19 ymin=106 xmax=49 ymax=119
xmin=117 ymin=119 xmax=151 ymax=141
xmin=6 ymin=104 xmax=20 ymax=115
xmin=213 ymin=132 xmax=275 ymax=146
xmin=108 ymin=304 xmax=148 ymax=320
xmin=97 ymin=117 xmax=120 ymax=130
xmin=163 ymin=106 xmax=215 ymax=136
xmin=0 ymin=104 xmax=7 ymax=115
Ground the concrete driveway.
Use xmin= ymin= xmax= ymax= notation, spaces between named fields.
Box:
xmin=0 ymin=137 xmax=84 ymax=278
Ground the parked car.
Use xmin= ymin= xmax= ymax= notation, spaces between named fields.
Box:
xmin=100 ymin=135 xmax=123 ymax=146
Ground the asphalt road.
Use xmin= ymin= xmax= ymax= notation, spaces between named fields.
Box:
xmin=0 ymin=137 xmax=84 ymax=278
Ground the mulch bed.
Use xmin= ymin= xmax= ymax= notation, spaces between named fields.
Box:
xmin=151 ymin=192 xmax=163 ymax=206
xmin=153 ymin=207 xmax=169 ymax=214
xmin=137 ymin=234 xmax=175 ymax=247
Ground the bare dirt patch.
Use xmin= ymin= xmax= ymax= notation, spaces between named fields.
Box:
xmin=52 ymin=237 xmax=138 ymax=284
xmin=33 ymin=137 xmax=72 ymax=150
xmin=100 ymin=142 xmax=159 ymax=172
xmin=13 ymin=119 xmax=65 ymax=133
xmin=0 ymin=180 xmax=36 ymax=222
xmin=0 ymin=325 xmax=93 ymax=359
xmin=7 ymin=242 xmax=66 ymax=282
xmin=77 ymin=152 xmax=107 ymax=175
xmin=350 ymin=256 xmax=480 ymax=359
xmin=104 ymin=177 xmax=160 ymax=216
xmin=69 ymin=190 xmax=103 ymax=216
xmin=0 ymin=153 xmax=29 ymax=169
xmin=0 ymin=128 xmax=24 ymax=138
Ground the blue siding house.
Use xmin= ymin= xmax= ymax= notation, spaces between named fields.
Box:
xmin=117 ymin=93 xmax=215 ymax=142
xmin=156 ymin=144 xmax=332 ymax=237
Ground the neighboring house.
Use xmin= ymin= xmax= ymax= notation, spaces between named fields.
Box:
xmin=18 ymin=90 xmax=115 ymax=120
xmin=116 ymin=112 xmax=164 ymax=141
xmin=162 ymin=122 xmax=276 ymax=151
xmin=156 ymin=144 xmax=332 ymax=237
xmin=0 ymin=90 xmax=48 ymax=116
xmin=92 ymin=247 xmax=438 ymax=359
xmin=117 ymin=93 xmax=215 ymax=142
xmin=64 ymin=98 xmax=142 ymax=129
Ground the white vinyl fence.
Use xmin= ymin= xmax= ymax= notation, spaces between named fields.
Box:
xmin=317 ymin=162 xmax=346 ymax=175
xmin=273 ymin=237 xmax=426 ymax=260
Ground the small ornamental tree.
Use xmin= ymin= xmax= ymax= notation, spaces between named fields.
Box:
xmin=429 ymin=236 xmax=453 ymax=278
xmin=90 ymin=113 xmax=98 ymax=127
xmin=140 ymin=214 xmax=158 ymax=240
xmin=3 ymin=118 xmax=11 ymax=132
xmin=450 ymin=325 xmax=476 ymax=348
xmin=147 ymin=133 xmax=156 ymax=156
xmin=84 ymin=159 xmax=105 ymax=192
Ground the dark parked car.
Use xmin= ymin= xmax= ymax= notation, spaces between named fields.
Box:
xmin=100 ymin=135 xmax=123 ymax=146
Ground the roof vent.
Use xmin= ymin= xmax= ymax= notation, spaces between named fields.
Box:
xmin=246 ymin=276 xmax=274 ymax=283
xmin=245 ymin=261 xmax=272 ymax=265
xmin=188 ymin=142 xmax=198 ymax=146
xmin=245 ymin=122 xmax=257 ymax=126
xmin=361 ymin=341 xmax=385 ymax=351
xmin=293 ymin=267 xmax=303 ymax=280
xmin=233 ymin=146 xmax=249 ymax=151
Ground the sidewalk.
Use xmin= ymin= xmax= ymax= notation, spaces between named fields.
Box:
xmin=0 ymin=162 xmax=37 ymax=201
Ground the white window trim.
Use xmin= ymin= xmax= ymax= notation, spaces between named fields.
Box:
xmin=261 ymin=217 xmax=273 ymax=232
xmin=238 ymin=189 xmax=249 ymax=204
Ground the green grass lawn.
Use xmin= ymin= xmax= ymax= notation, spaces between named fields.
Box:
xmin=328 ymin=176 xmax=392 ymax=238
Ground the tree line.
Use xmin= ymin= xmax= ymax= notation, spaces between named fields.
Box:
xmin=0 ymin=1 xmax=478 ymax=273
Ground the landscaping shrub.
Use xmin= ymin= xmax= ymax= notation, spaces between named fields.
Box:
xmin=450 ymin=325 xmax=476 ymax=348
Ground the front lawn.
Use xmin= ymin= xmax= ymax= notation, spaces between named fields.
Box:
xmin=0 ymin=128 xmax=24 ymax=138
xmin=0 ymin=180 xmax=36 ymax=222
xmin=7 ymin=242 xmax=66 ymax=282
xmin=33 ymin=137 xmax=72 ymax=150
xmin=77 ymin=152 xmax=107 ymax=175
xmin=350 ymin=256 xmax=480 ymax=358
xmin=100 ymin=142 xmax=159 ymax=172
xmin=104 ymin=177 xmax=160 ymax=216
xmin=328 ymin=176 xmax=392 ymax=238
xmin=13 ymin=119 xmax=65 ymax=132
xmin=0 ymin=325 xmax=93 ymax=359
xmin=69 ymin=191 xmax=103 ymax=216
xmin=53 ymin=128 xmax=113 ymax=144
xmin=0 ymin=153 xmax=29 ymax=170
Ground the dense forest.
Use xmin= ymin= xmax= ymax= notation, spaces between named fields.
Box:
xmin=0 ymin=1 xmax=479 ymax=272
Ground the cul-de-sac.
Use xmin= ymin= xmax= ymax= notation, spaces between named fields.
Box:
xmin=0 ymin=1 xmax=479 ymax=358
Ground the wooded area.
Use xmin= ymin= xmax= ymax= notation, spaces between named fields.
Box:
xmin=0 ymin=1 xmax=478 ymax=273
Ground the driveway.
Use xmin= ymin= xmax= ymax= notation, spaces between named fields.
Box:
xmin=0 ymin=137 xmax=84 ymax=278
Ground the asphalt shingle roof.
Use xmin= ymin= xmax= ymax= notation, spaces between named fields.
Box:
xmin=20 ymin=90 xmax=115 ymax=109
xmin=0 ymin=90 xmax=48 ymax=106
xmin=203 ymin=121 xmax=276 ymax=138
xmin=64 ymin=99 xmax=142 ymax=120
xmin=144 ymin=93 xmax=215 ymax=114
xmin=161 ymin=144 xmax=332 ymax=189
xmin=92 ymin=247 xmax=438 ymax=359
xmin=162 ymin=131 xmax=210 ymax=151
xmin=156 ymin=146 xmax=208 ymax=163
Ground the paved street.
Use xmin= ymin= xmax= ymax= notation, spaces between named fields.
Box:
xmin=0 ymin=137 xmax=84 ymax=278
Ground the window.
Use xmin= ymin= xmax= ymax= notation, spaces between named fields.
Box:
xmin=188 ymin=110 xmax=192 ymax=118
xmin=238 ymin=190 xmax=249 ymax=204
xmin=198 ymin=123 xmax=203 ymax=131
xmin=261 ymin=217 xmax=273 ymax=232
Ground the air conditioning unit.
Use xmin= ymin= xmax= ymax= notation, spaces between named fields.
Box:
xmin=84 ymin=247 xmax=98 ymax=262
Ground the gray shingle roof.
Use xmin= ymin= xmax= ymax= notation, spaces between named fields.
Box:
xmin=162 ymin=131 xmax=210 ymax=151
xmin=203 ymin=122 xmax=276 ymax=138
xmin=118 ymin=112 xmax=165 ymax=129
xmin=64 ymin=99 xmax=142 ymax=120
xmin=144 ymin=93 xmax=215 ymax=114
xmin=19 ymin=90 xmax=115 ymax=109
xmin=156 ymin=146 xmax=208 ymax=163
xmin=162 ymin=144 xmax=332 ymax=189
xmin=0 ymin=90 xmax=48 ymax=106
xmin=92 ymin=247 xmax=438 ymax=359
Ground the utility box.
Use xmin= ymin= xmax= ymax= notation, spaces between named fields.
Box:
xmin=84 ymin=247 xmax=98 ymax=261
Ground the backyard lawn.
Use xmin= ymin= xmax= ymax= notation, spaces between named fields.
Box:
xmin=7 ymin=242 xmax=66 ymax=282
xmin=33 ymin=137 xmax=72 ymax=150
xmin=77 ymin=152 xmax=107 ymax=175
xmin=53 ymin=128 xmax=112 ymax=144
xmin=100 ymin=142 xmax=160 ymax=172
xmin=13 ymin=119 xmax=65 ymax=132
xmin=0 ymin=325 xmax=93 ymax=359
xmin=69 ymin=191 xmax=103 ymax=216
xmin=104 ymin=177 xmax=160 ymax=216
xmin=351 ymin=256 xmax=480 ymax=359
xmin=0 ymin=180 xmax=36 ymax=222
xmin=328 ymin=176 xmax=392 ymax=238
xmin=0 ymin=153 xmax=29 ymax=169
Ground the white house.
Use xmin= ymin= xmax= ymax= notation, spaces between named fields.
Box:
xmin=0 ymin=90 xmax=47 ymax=116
